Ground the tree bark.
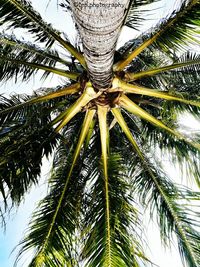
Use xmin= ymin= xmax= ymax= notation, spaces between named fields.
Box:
xmin=70 ymin=0 xmax=129 ymax=91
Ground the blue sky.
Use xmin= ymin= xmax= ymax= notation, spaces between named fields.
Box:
xmin=0 ymin=0 xmax=194 ymax=266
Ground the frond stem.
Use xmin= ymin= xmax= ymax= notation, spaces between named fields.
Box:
xmin=125 ymin=59 xmax=200 ymax=81
xmin=1 ymin=56 xmax=80 ymax=80
xmin=0 ymin=83 xmax=80 ymax=116
xmin=53 ymin=86 xmax=101 ymax=132
xmin=119 ymin=94 xmax=200 ymax=151
xmin=116 ymin=78 xmax=200 ymax=108
xmin=97 ymin=105 xmax=111 ymax=266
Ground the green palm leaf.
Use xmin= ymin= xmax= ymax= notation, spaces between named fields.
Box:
xmin=0 ymin=32 xmax=82 ymax=82
xmin=125 ymin=0 xmax=159 ymax=29
xmin=153 ymin=0 xmax=200 ymax=52
xmin=0 ymin=0 xmax=85 ymax=65
xmin=0 ymin=33 xmax=71 ymax=66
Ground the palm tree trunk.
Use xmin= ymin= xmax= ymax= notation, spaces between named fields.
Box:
xmin=71 ymin=0 xmax=129 ymax=91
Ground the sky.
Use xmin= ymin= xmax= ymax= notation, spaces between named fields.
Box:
xmin=0 ymin=0 xmax=199 ymax=266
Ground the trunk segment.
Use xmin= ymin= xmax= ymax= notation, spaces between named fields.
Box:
xmin=70 ymin=0 xmax=129 ymax=90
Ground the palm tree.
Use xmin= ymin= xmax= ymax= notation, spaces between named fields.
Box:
xmin=0 ymin=0 xmax=200 ymax=266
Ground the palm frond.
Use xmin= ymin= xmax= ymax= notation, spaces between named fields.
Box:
xmin=118 ymin=50 xmax=200 ymax=116
xmin=163 ymin=69 xmax=200 ymax=100
xmin=0 ymin=32 xmax=81 ymax=82
xmin=54 ymin=86 xmax=101 ymax=132
xmin=125 ymin=0 xmax=159 ymax=29
xmin=132 ymin=160 xmax=200 ymax=267
xmin=16 ymin=110 xmax=95 ymax=266
xmin=0 ymin=85 xmax=87 ymax=207
xmin=0 ymin=33 xmax=71 ymax=66
xmin=0 ymin=83 xmax=80 ymax=125
xmin=119 ymin=94 xmax=200 ymax=151
xmin=82 ymin=151 xmax=143 ymax=267
xmin=125 ymin=52 xmax=200 ymax=81
xmin=153 ymin=0 xmax=200 ymax=52
xmin=16 ymin=144 xmax=81 ymax=267
xmin=115 ymin=0 xmax=200 ymax=71
xmin=97 ymin=105 xmax=112 ymax=266
xmin=111 ymin=110 xmax=200 ymax=266
xmin=79 ymin=107 xmax=147 ymax=266
xmin=0 ymin=0 xmax=60 ymax=47
xmin=0 ymin=106 xmax=59 ymax=206
xmin=0 ymin=87 xmax=80 ymax=207
xmin=0 ymin=54 xmax=79 ymax=82
xmin=0 ymin=0 xmax=85 ymax=65
xmin=141 ymin=119 xmax=200 ymax=187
